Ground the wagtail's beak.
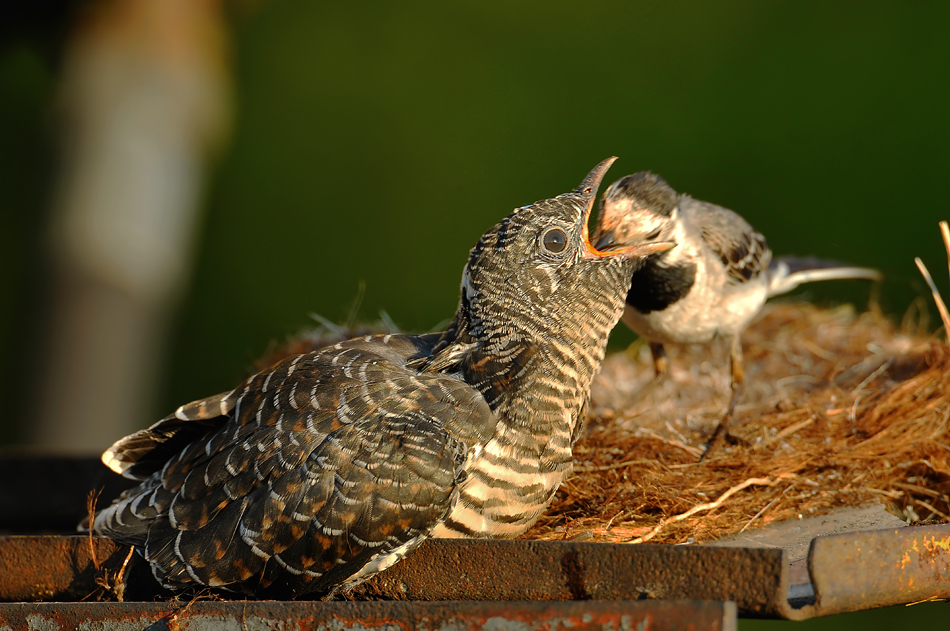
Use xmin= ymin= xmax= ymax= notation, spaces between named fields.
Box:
xmin=594 ymin=227 xmax=618 ymax=252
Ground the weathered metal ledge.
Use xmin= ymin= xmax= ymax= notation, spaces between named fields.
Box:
xmin=357 ymin=524 xmax=950 ymax=619
xmin=0 ymin=523 xmax=947 ymax=620
xmin=0 ymin=599 xmax=737 ymax=631
xmin=1 ymin=454 xmax=947 ymax=628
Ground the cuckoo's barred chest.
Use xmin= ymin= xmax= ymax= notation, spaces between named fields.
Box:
xmin=432 ymin=234 xmax=635 ymax=539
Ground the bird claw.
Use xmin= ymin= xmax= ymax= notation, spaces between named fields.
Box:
xmin=699 ymin=422 xmax=748 ymax=461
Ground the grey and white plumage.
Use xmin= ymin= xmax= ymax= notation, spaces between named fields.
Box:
xmin=594 ymin=171 xmax=881 ymax=452
xmin=89 ymin=158 xmax=673 ymax=597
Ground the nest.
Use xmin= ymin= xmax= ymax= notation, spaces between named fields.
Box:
xmin=524 ymin=301 xmax=950 ymax=544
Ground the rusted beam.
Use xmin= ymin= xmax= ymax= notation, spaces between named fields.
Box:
xmin=354 ymin=525 xmax=950 ymax=620
xmin=356 ymin=539 xmax=789 ymax=616
xmin=0 ymin=536 xmax=148 ymax=603
xmin=0 ymin=535 xmax=784 ymax=614
xmin=0 ymin=600 xmax=737 ymax=631
xmin=805 ymin=524 xmax=950 ymax=617
xmin=0 ymin=524 xmax=947 ymax=620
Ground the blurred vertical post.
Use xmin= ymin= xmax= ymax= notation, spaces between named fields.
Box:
xmin=29 ymin=0 xmax=232 ymax=452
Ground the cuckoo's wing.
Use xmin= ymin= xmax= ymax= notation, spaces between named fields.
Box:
xmin=101 ymin=391 xmax=238 ymax=481
xmin=683 ymin=195 xmax=772 ymax=285
xmin=101 ymin=332 xmax=446 ymax=482
xmin=92 ymin=333 xmax=496 ymax=597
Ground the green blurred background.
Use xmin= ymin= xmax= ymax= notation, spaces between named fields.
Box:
xmin=4 ymin=0 xmax=949 ymax=431
xmin=1 ymin=0 xmax=949 ymax=627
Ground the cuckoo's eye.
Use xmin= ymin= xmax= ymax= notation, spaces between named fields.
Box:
xmin=540 ymin=227 xmax=568 ymax=254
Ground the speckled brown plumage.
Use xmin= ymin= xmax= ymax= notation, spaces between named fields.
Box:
xmin=90 ymin=158 xmax=672 ymax=597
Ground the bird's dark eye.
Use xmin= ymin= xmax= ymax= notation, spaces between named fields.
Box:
xmin=541 ymin=227 xmax=568 ymax=253
xmin=647 ymin=227 xmax=662 ymax=240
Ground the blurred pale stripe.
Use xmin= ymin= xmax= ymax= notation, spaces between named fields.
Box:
xmin=30 ymin=0 xmax=231 ymax=452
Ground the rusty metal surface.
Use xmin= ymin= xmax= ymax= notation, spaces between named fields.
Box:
xmin=353 ymin=524 xmax=950 ymax=620
xmin=805 ymin=524 xmax=950 ymax=616
xmin=0 ymin=525 xmax=947 ymax=620
xmin=356 ymin=539 xmax=788 ymax=616
xmin=706 ymin=503 xmax=909 ymax=561
xmin=0 ymin=536 xmax=128 ymax=602
xmin=0 ymin=600 xmax=737 ymax=631
xmin=0 ymin=535 xmax=784 ymax=616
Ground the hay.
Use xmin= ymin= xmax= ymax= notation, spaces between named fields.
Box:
xmin=523 ymin=301 xmax=950 ymax=543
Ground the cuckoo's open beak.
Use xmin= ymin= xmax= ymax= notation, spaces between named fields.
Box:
xmin=586 ymin=234 xmax=676 ymax=260
xmin=576 ymin=157 xmax=676 ymax=260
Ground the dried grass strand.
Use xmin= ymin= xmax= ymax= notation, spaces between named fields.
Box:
xmin=754 ymin=417 xmax=815 ymax=450
xmin=941 ymin=220 xmax=950 ymax=288
xmin=740 ymin=484 xmax=796 ymax=533
xmin=626 ymin=477 xmax=776 ymax=544
xmin=916 ymin=499 xmax=950 ymax=521
xmin=915 ymin=257 xmax=950 ymax=336
xmin=574 ymin=459 xmax=659 ymax=472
